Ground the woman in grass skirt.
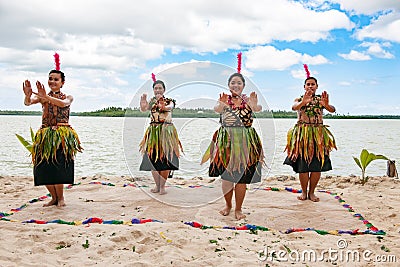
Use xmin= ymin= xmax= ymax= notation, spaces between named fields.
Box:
xmin=284 ymin=65 xmax=336 ymax=202
xmin=22 ymin=53 xmax=82 ymax=207
xmin=201 ymin=53 xmax=264 ymax=220
xmin=139 ymin=74 xmax=183 ymax=195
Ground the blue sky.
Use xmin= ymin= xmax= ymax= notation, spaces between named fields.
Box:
xmin=0 ymin=0 xmax=399 ymax=115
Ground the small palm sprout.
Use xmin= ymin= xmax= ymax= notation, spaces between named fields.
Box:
xmin=353 ymin=149 xmax=388 ymax=185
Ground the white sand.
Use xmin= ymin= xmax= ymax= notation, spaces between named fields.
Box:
xmin=0 ymin=174 xmax=399 ymax=266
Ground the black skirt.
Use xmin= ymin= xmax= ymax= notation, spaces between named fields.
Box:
xmin=209 ymin=162 xmax=262 ymax=184
xmin=283 ymin=155 xmax=332 ymax=173
xmin=34 ymin=149 xmax=74 ymax=186
xmin=139 ymin=153 xmax=179 ymax=171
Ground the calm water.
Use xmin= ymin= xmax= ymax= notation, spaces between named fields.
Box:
xmin=1 ymin=115 xmax=399 ymax=178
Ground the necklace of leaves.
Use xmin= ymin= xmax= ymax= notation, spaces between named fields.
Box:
xmin=149 ymin=96 xmax=176 ymax=113
xmin=227 ymin=95 xmax=247 ymax=110
xmin=300 ymin=94 xmax=323 ymax=117
xmin=149 ymin=96 xmax=165 ymax=113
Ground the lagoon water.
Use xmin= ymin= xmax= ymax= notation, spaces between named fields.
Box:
xmin=1 ymin=115 xmax=399 ymax=179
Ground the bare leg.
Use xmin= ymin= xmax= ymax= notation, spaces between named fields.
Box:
xmin=219 ymin=180 xmax=234 ymax=216
xmin=150 ymin=170 xmax=160 ymax=193
xmin=298 ymin=172 xmax=309 ymax=201
xmin=308 ymin=172 xmax=321 ymax=202
xmin=43 ymin=185 xmax=58 ymax=207
xmin=55 ymin=184 xmax=66 ymax=207
xmin=234 ymin=183 xmax=247 ymax=220
xmin=158 ymin=170 xmax=169 ymax=195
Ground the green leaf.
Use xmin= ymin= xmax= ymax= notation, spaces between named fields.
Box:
xmin=375 ymin=155 xmax=389 ymax=161
xmin=380 ymin=245 xmax=390 ymax=253
xmin=15 ymin=133 xmax=32 ymax=152
xmin=360 ymin=149 xmax=369 ymax=168
xmin=30 ymin=127 xmax=35 ymax=142
xmin=82 ymin=239 xmax=89 ymax=249
xmin=365 ymin=153 xmax=389 ymax=170
xmin=353 ymin=157 xmax=362 ymax=170
xmin=364 ymin=152 xmax=377 ymax=169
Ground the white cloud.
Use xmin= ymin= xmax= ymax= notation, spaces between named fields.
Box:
xmin=0 ymin=34 xmax=164 ymax=73
xmin=338 ymin=81 xmax=351 ymax=86
xmin=337 ymin=78 xmax=379 ymax=88
xmin=291 ymin=68 xmax=319 ymax=80
xmin=245 ymin=46 xmax=328 ymax=71
xmin=0 ymin=0 xmax=353 ymax=56
xmin=363 ymin=43 xmax=394 ymax=59
xmin=338 ymin=50 xmax=371 ymax=60
xmin=339 ymin=42 xmax=394 ymax=60
xmin=0 ymin=1 xmax=398 ymax=114
xmin=291 ymin=69 xmax=307 ymax=79
xmin=301 ymin=54 xmax=330 ymax=65
xmin=296 ymin=0 xmax=333 ymax=10
xmin=355 ymin=12 xmax=400 ymax=43
xmin=332 ymin=0 xmax=399 ymax=15
xmin=350 ymin=103 xmax=400 ymax=115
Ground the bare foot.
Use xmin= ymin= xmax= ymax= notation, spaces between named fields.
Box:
xmin=219 ymin=206 xmax=231 ymax=216
xmin=297 ymin=193 xmax=308 ymax=201
xmin=150 ymin=187 xmax=160 ymax=193
xmin=43 ymin=199 xmax=57 ymax=207
xmin=57 ymin=199 xmax=66 ymax=207
xmin=159 ymin=188 xmax=167 ymax=195
xmin=308 ymin=193 xmax=320 ymax=202
xmin=235 ymin=210 xmax=246 ymax=220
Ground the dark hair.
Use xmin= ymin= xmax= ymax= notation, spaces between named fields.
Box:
xmin=152 ymin=80 xmax=166 ymax=90
xmin=49 ymin=69 xmax=65 ymax=82
xmin=304 ymin=76 xmax=318 ymax=85
xmin=228 ymin=73 xmax=245 ymax=86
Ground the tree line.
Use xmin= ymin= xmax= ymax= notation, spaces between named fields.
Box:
xmin=1 ymin=107 xmax=399 ymax=119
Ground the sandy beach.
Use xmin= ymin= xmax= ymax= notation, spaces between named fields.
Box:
xmin=1 ymin=174 xmax=399 ymax=266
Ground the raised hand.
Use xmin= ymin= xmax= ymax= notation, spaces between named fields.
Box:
xmin=218 ymin=92 xmax=229 ymax=104
xmin=249 ymin=92 xmax=258 ymax=105
xmin=249 ymin=91 xmax=262 ymax=112
xmin=213 ymin=92 xmax=229 ymax=113
xmin=302 ymin=90 xmax=313 ymax=105
xmin=35 ymin=81 xmax=47 ymax=98
xmin=23 ymin=80 xmax=32 ymax=97
xmin=320 ymin=91 xmax=329 ymax=107
xmin=140 ymin=93 xmax=149 ymax=111
xmin=140 ymin=93 xmax=148 ymax=104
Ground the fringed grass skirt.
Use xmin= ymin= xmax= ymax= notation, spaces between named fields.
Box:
xmin=201 ymin=126 xmax=264 ymax=184
xmin=139 ymin=123 xmax=182 ymax=171
xmin=32 ymin=126 xmax=82 ymax=185
xmin=284 ymin=123 xmax=336 ymax=173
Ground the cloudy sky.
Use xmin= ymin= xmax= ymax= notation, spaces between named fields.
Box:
xmin=1 ymin=0 xmax=399 ymax=115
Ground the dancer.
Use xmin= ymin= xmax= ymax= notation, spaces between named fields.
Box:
xmin=284 ymin=64 xmax=337 ymax=202
xmin=202 ymin=53 xmax=264 ymax=220
xmin=139 ymin=74 xmax=183 ymax=195
xmin=23 ymin=53 xmax=82 ymax=207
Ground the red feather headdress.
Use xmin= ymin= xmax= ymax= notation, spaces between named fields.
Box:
xmin=303 ymin=64 xmax=310 ymax=78
xmin=54 ymin=53 xmax=61 ymax=71
xmin=237 ymin=52 xmax=242 ymax=73
xmin=151 ymin=73 xmax=156 ymax=83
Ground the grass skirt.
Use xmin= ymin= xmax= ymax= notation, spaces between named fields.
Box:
xmin=284 ymin=123 xmax=336 ymax=173
xmin=201 ymin=126 xmax=264 ymax=184
xmin=139 ymin=123 xmax=182 ymax=171
xmin=32 ymin=126 xmax=82 ymax=185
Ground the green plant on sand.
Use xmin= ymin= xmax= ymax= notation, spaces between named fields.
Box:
xmin=353 ymin=149 xmax=388 ymax=185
